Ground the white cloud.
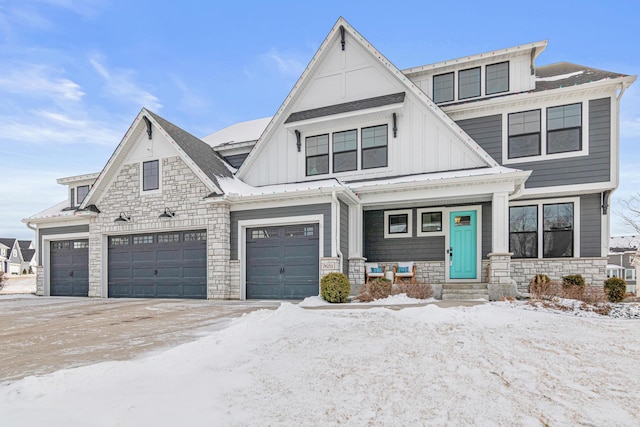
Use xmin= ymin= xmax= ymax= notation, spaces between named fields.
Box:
xmin=172 ymin=75 xmax=209 ymax=111
xmin=0 ymin=64 xmax=84 ymax=102
xmin=89 ymin=54 xmax=162 ymax=111
xmin=263 ymin=49 xmax=306 ymax=77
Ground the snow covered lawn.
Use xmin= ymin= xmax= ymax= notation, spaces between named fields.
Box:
xmin=1 ymin=301 xmax=639 ymax=426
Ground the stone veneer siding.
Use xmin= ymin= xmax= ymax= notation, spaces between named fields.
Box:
xmin=88 ymin=156 xmax=231 ymax=299
xmin=511 ymin=257 xmax=607 ymax=293
xmin=372 ymin=259 xmax=490 ymax=284
xmin=35 ymin=266 xmax=44 ymax=296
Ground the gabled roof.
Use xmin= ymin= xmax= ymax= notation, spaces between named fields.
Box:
xmin=18 ymin=240 xmax=32 ymax=250
xmin=237 ymin=17 xmax=498 ymax=179
xmin=21 ymin=249 xmax=35 ymax=262
xmin=82 ymin=109 xmax=232 ymax=208
xmin=535 ymin=62 xmax=630 ymax=92
xmin=202 ymin=117 xmax=271 ymax=148
xmin=0 ymin=238 xmax=16 ymax=250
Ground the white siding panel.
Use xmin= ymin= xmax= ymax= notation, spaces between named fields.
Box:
xmin=126 ymin=131 xmax=177 ymax=163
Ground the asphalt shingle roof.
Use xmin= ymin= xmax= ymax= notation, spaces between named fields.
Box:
xmin=285 ymin=92 xmax=405 ymax=123
xmin=0 ymin=238 xmax=16 ymax=249
xmin=18 ymin=240 xmax=32 ymax=250
xmin=535 ymin=62 xmax=628 ymax=91
xmin=21 ymin=249 xmax=35 ymax=262
xmin=145 ymin=110 xmax=233 ymax=191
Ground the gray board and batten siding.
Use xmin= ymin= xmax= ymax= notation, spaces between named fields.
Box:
xmin=364 ymin=203 xmax=492 ymax=263
xmin=230 ymin=203 xmax=332 ymax=260
xmin=37 ymin=224 xmax=90 ymax=262
xmin=456 ymin=98 xmax=611 ymax=188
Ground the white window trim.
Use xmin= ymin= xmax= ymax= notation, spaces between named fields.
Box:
xmin=384 ymin=209 xmax=413 ymax=239
xmin=416 ymin=207 xmax=446 ymax=237
xmin=509 ymin=197 xmax=581 ymax=258
xmin=140 ymin=159 xmax=162 ymax=195
xmin=300 ymin=121 xmax=392 ymax=181
xmin=502 ymin=101 xmax=589 ymax=165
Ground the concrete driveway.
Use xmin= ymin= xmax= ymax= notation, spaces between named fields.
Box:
xmin=0 ymin=296 xmax=280 ymax=382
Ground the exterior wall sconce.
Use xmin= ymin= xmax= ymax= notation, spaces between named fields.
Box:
xmin=159 ymin=208 xmax=175 ymax=219
xmin=114 ymin=212 xmax=131 ymax=223
xmin=295 ymin=130 xmax=301 ymax=152
xmin=392 ymin=113 xmax=397 ymax=138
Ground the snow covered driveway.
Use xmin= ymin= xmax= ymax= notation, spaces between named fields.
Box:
xmin=1 ymin=301 xmax=638 ymax=426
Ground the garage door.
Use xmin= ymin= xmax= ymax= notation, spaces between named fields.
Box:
xmin=108 ymin=230 xmax=207 ymax=299
xmin=50 ymin=240 xmax=89 ymax=296
xmin=246 ymin=223 xmax=319 ymax=299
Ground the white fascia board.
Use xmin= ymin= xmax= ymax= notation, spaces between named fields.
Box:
xmin=443 ymin=76 xmax=634 ymax=120
xmin=213 ymin=141 xmax=256 ymax=156
xmin=516 ymin=182 xmax=615 ymax=200
xmin=282 ymin=102 xmax=404 ymax=132
xmin=402 ymin=40 xmax=548 ymax=76
xmin=56 ymin=172 xmax=101 ymax=185
xmin=219 ymin=185 xmax=360 ymax=207
xmin=28 ymin=216 xmax=90 ymax=227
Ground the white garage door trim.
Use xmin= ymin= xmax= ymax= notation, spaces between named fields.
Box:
xmin=41 ymin=232 xmax=89 ymax=297
xmin=238 ymin=214 xmax=324 ymax=300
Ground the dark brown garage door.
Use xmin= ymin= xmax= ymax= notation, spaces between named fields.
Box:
xmin=246 ymin=224 xmax=319 ymax=299
xmin=108 ymin=230 xmax=207 ymax=299
xmin=50 ymin=240 xmax=89 ymax=296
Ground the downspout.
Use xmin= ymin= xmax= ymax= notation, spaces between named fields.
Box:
xmin=25 ymin=222 xmax=38 ymax=265
xmin=332 ymin=191 xmax=343 ymax=273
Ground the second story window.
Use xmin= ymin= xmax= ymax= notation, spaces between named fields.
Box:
xmin=433 ymin=72 xmax=454 ymax=103
xmin=547 ymin=103 xmax=582 ymax=154
xmin=332 ymin=129 xmax=357 ymax=173
xmin=362 ymin=125 xmax=388 ymax=169
xmin=305 ymin=134 xmax=329 ymax=176
xmin=143 ymin=160 xmax=159 ymax=191
xmin=459 ymin=67 xmax=481 ymax=100
xmin=486 ymin=62 xmax=509 ymax=95
xmin=508 ymin=110 xmax=541 ymax=159
xmin=76 ymin=185 xmax=89 ymax=205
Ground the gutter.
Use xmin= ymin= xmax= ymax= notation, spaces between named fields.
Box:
xmin=332 ymin=191 xmax=343 ymax=274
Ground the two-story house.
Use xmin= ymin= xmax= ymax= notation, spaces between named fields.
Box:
xmin=0 ymin=238 xmax=34 ymax=275
xmin=24 ymin=18 xmax=635 ymax=300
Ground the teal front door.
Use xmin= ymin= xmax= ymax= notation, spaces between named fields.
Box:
xmin=449 ymin=210 xmax=477 ymax=279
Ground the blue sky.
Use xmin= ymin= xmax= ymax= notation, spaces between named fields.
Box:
xmin=1 ymin=0 xmax=638 ymax=241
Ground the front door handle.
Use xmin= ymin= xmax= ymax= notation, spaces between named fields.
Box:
xmin=280 ymin=266 xmax=285 ymax=274
xmin=153 ymin=269 xmax=158 ymax=276
xmin=69 ymin=270 xmax=74 ymax=277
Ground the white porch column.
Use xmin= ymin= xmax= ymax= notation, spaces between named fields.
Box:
xmin=492 ymin=191 xmax=510 ymax=254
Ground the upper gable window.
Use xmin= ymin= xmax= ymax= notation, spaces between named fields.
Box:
xmin=76 ymin=185 xmax=89 ymax=205
xmin=458 ymin=67 xmax=481 ymax=100
xmin=142 ymin=160 xmax=159 ymax=191
xmin=361 ymin=125 xmax=388 ymax=169
xmin=332 ymin=129 xmax=357 ymax=173
xmin=433 ymin=72 xmax=454 ymax=104
xmin=486 ymin=62 xmax=509 ymax=95
xmin=547 ymin=103 xmax=582 ymax=154
xmin=305 ymin=134 xmax=329 ymax=176
xmin=508 ymin=110 xmax=541 ymax=159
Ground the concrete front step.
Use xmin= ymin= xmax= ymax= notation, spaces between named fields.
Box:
xmin=441 ymin=283 xmax=489 ymax=301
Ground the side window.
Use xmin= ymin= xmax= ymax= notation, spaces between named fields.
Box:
xmin=543 ymin=203 xmax=574 ymax=257
xmin=76 ymin=185 xmax=90 ymax=205
xmin=305 ymin=134 xmax=329 ymax=176
xmin=547 ymin=103 xmax=582 ymax=154
xmin=433 ymin=72 xmax=454 ymax=103
xmin=143 ymin=160 xmax=159 ymax=191
xmin=486 ymin=62 xmax=509 ymax=95
xmin=361 ymin=125 xmax=388 ymax=169
xmin=508 ymin=110 xmax=541 ymax=159
xmin=509 ymin=205 xmax=538 ymax=258
xmin=458 ymin=67 xmax=481 ymax=100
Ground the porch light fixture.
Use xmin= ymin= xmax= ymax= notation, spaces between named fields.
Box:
xmin=114 ymin=212 xmax=131 ymax=223
xmin=295 ymin=129 xmax=301 ymax=152
xmin=392 ymin=113 xmax=397 ymax=138
xmin=159 ymin=207 xmax=175 ymax=219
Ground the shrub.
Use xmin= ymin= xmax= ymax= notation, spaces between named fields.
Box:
xmin=562 ymin=274 xmax=585 ymax=288
xmin=320 ymin=272 xmax=351 ymax=303
xmin=356 ymin=278 xmax=392 ymax=302
xmin=0 ymin=271 xmax=5 ymax=291
xmin=604 ymin=277 xmax=626 ymax=303
xmin=529 ymin=274 xmax=551 ymax=298
xmin=395 ymin=282 xmax=433 ymax=299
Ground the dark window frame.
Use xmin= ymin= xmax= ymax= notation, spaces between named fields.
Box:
xmin=546 ymin=103 xmax=582 ymax=155
xmin=421 ymin=212 xmax=443 ymax=233
xmin=388 ymin=213 xmax=409 ymax=235
xmin=458 ymin=66 xmax=481 ymax=100
xmin=332 ymin=129 xmax=357 ymax=173
xmin=76 ymin=185 xmax=90 ymax=205
xmin=361 ymin=124 xmax=388 ymax=170
xmin=485 ymin=61 xmax=509 ymax=95
xmin=508 ymin=109 xmax=541 ymax=159
xmin=305 ymin=134 xmax=330 ymax=176
xmin=433 ymin=72 xmax=454 ymax=103
xmin=142 ymin=160 xmax=160 ymax=191
xmin=543 ymin=202 xmax=574 ymax=258
xmin=509 ymin=205 xmax=538 ymax=258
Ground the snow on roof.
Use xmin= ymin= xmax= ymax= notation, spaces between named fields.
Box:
xmin=610 ymin=235 xmax=640 ymax=250
xmin=606 ymin=264 xmax=624 ymax=270
xmin=25 ymin=200 xmax=73 ymax=221
xmin=201 ymin=117 xmax=271 ymax=148
xmin=218 ymin=176 xmax=344 ymax=198
xmin=536 ymin=70 xmax=584 ymax=82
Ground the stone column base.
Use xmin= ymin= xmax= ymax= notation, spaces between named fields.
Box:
xmin=487 ymin=252 xmax=516 ymax=301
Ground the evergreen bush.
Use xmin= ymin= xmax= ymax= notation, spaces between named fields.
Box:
xmin=604 ymin=277 xmax=626 ymax=303
xmin=320 ymin=272 xmax=351 ymax=303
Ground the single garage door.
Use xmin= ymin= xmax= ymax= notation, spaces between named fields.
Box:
xmin=108 ymin=230 xmax=207 ymax=299
xmin=246 ymin=223 xmax=319 ymax=299
xmin=50 ymin=240 xmax=89 ymax=296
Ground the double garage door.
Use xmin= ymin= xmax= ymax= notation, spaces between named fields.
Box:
xmin=108 ymin=230 xmax=207 ymax=299
xmin=246 ymin=223 xmax=319 ymax=299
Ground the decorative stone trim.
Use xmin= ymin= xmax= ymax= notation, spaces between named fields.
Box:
xmin=229 ymin=260 xmax=240 ymax=299
xmin=511 ymin=257 xmax=607 ymax=293
xmin=35 ymin=266 xmax=44 ymax=296
xmin=320 ymin=257 xmax=341 ymax=277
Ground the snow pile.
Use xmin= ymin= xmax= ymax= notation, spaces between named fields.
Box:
xmin=299 ymin=294 xmax=436 ymax=307
xmin=1 ymin=302 xmax=639 ymax=426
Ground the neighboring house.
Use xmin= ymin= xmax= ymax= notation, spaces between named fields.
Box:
xmin=608 ymin=235 xmax=639 ymax=294
xmin=24 ymin=18 xmax=635 ymax=300
xmin=0 ymin=238 xmax=32 ymax=275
